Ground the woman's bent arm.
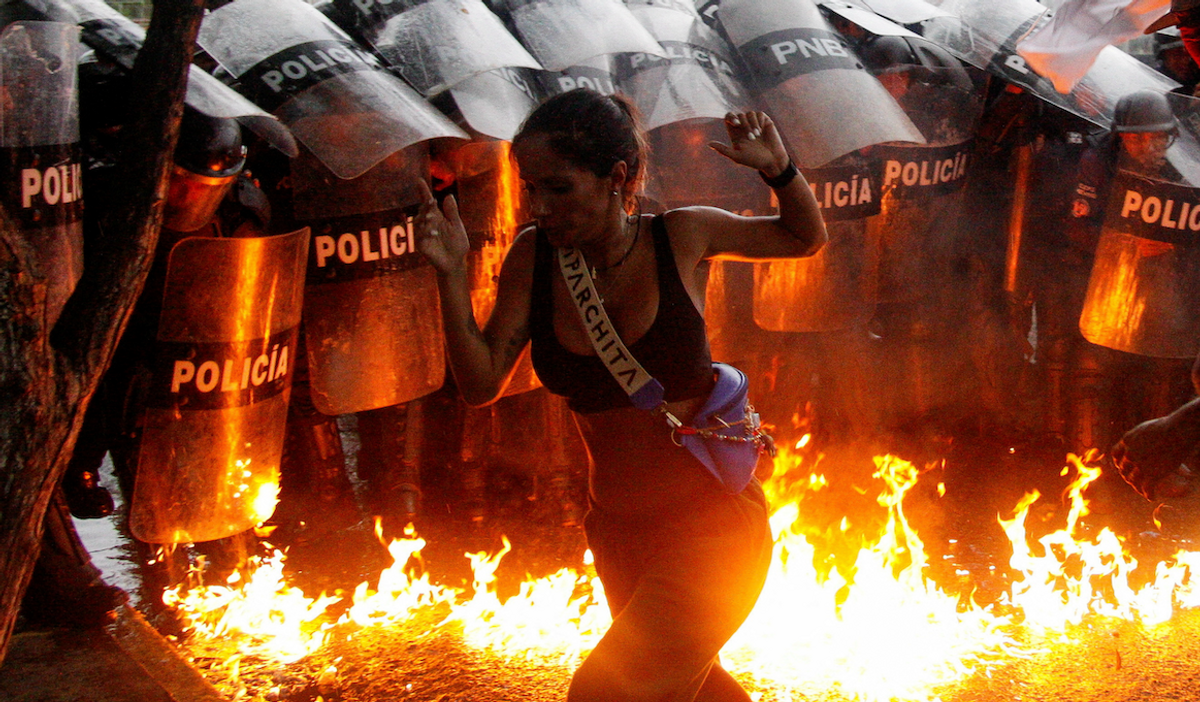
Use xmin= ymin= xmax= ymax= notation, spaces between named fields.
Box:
xmin=416 ymin=181 xmax=534 ymax=406
xmin=688 ymin=111 xmax=827 ymax=260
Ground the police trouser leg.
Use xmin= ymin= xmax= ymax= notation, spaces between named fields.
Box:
xmin=1043 ymin=335 xmax=1070 ymax=442
xmin=357 ymin=401 xmax=421 ymax=525
xmin=62 ymin=393 xmax=115 ymax=519
xmin=458 ymin=404 xmax=492 ymax=523
xmin=279 ymin=390 xmax=357 ymax=533
xmin=546 ymin=394 xmax=582 ymax=527
xmin=1069 ymin=342 xmax=1111 ymax=455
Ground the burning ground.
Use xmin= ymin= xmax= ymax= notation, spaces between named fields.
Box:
xmin=148 ymin=435 xmax=1200 ymax=702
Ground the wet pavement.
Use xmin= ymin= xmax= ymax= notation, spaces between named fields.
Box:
xmin=7 ymin=415 xmax=1200 ymax=702
xmin=0 ymin=456 xmax=229 ymax=702
xmin=0 ymin=604 xmax=225 ymax=702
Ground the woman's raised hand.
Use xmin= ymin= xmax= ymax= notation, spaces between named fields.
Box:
xmin=708 ymin=111 xmax=790 ymax=177
xmin=415 ymin=178 xmax=470 ymax=275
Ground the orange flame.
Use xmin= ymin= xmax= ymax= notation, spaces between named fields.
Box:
xmin=470 ymin=141 xmax=522 ymax=325
xmin=166 ymin=448 xmax=1200 ymax=700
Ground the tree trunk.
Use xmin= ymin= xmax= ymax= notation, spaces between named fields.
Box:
xmin=0 ymin=0 xmax=205 ymax=665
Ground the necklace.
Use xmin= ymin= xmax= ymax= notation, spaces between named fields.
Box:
xmin=591 ymin=215 xmax=640 ymax=280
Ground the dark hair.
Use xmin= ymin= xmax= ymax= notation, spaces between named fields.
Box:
xmin=513 ymin=89 xmax=647 ymax=211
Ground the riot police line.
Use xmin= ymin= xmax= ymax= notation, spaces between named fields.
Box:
xmin=12 ymin=0 xmax=1200 ymax=603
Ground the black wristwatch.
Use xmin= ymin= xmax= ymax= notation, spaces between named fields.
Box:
xmin=760 ymin=158 xmax=798 ymax=189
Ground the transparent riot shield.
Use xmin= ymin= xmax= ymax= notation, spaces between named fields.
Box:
xmin=293 ymin=146 xmax=446 ymax=415
xmin=819 ymin=0 xmax=935 ymax=37
xmin=719 ymin=0 xmax=923 ymax=169
xmin=920 ymin=0 xmax=1177 ymax=127
xmin=0 ymin=21 xmax=82 ymax=326
xmin=537 ymin=54 xmax=618 ymax=97
xmin=830 ymin=0 xmax=950 ymax=26
xmin=645 ymin=118 xmax=771 ymax=212
xmin=754 ymin=153 xmax=882 ymax=331
xmin=331 ymin=0 xmax=540 ymax=97
xmin=131 ymin=229 xmax=309 ymax=544
xmin=617 ymin=0 xmax=763 ymax=211
xmin=64 ymin=0 xmax=297 ymax=156
xmin=1079 ymin=95 xmax=1200 ymax=358
xmin=447 ymin=66 xmax=539 ymax=140
xmin=198 ymin=0 xmax=466 ymax=179
xmin=618 ymin=0 xmax=748 ymax=132
xmin=503 ymin=0 xmax=663 ymax=72
xmin=867 ymin=71 xmax=980 ymax=303
xmin=453 ymin=139 xmax=540 ymax=395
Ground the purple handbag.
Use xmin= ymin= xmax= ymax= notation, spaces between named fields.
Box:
xmin=675 ymin=362 xmax=775 ymax=494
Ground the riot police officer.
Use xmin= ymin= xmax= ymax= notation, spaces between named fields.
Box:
xmin=1062 ymin=90 xmax=1193 ymax=471
xmin=857 ymin=34 xmax=983 ymax=436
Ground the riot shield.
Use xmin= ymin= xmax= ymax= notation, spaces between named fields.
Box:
xmin=617 ymin=0 xmax=748 ymax=132
xmin=447 ymin=66 xmax=539 ymax=140
xmin=832 ymin=0 xmax=950 ymax=26
xmin=537 ymin=54 xmax=618 ymax=97
xmin=754 ymin=153 xmax=882 ymax=331
xmin=867 ymin=71 xmax=980 ymax=303
xmin=197 ymin=0 xmax=465 ymax=179
xmin=819 ymin=0 xmax=937 ymax=37
xmin=452 ymin=139 xmax=540 ymax=395
xmin=131 ymin=229 xmax=309 ymax=544
xmin=292 ymin=146 xmax=446 ymax=415
xmin=920 ymin=0 xmax=1177 ymax=128
xmin=63 ymin=0 xmax=297 ymax=156
xmin=718 ymin=0 xmax=923 ymax=169
xmin=645 ymin=118 xmax=771 ymax=212
xmin=503 ymin=0 xmax=663 ymax=73
xmin=330 ymin=0 xmax=540 ymax=97
xmin=0 ymin=20 xmax=82 ymax=326
xmin=1079 ymin=95 xmax=1200 ymax=358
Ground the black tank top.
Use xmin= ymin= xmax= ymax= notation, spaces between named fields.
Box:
xmin=530 ymin=215 xmax=713 ymax=414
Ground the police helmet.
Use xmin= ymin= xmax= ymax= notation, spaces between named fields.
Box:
xmin=163 ymin=108 xmax=246 ymax=231
xmin=1112 ymin=90 xmax=1177 ymax=134
xmin=858 ymin=35 xmax=971 ymax=91
xmin=175 ymin=107 xmax=246 ymax=178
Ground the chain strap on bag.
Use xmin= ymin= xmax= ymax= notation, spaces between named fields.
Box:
xmin=557 ymin=244 xmax=776 ymax=493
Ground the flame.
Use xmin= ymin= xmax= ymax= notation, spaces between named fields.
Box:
xmin=167 ymin=447 xmax=1200 ymax=700
xmin=443 ymin=536 xmax=609 ymax=665
xmin=342 ymin=521 xmax=457 ymax=628
xmin=469 ymin=141 xmax=522 ymax=325
xmin=998 ymin=451 xmax=1194 ymax=630
xmin=163 ymin=548 xmax=340 ymax=664
xmin=722 ymin=453 xmax=1022 ymax=702
xmin=250 ymin=476 xmax=279 ymax=524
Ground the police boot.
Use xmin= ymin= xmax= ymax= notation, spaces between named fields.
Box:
xmin=307 ymin=415 xmax=359 ymax=526
xmin=357 ymin=402 xmax=422 ymax=528
xmin=276 ymin=411 xmax=359 ymax=538
xmin=394 ymin=401 xmax=423 ymax=520
xmin=61 ymin=389 xmax=115 ymax=519
xmin=62 ymin=466 xmax=114 ymax=520
xmin=192 ymin=528 xmax=258 ymax=586
xmin=1071 ymin=344 xmax=1117 ymax=513
xmin=1069 ymin=344 xmax=1113 ymax=455
xmin=1043 ymin=335 xmax=1071 ymax=443
xmin=458 ymin=404 xmax=492 ymax=524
